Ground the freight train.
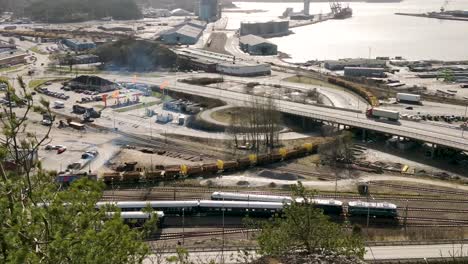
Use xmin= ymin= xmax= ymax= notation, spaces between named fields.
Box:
xmin=101 ymin=143 xmax=318 ymax=185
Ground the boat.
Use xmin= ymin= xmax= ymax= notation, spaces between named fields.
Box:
xmin=330 ymin=2 xmax=353 ymax=19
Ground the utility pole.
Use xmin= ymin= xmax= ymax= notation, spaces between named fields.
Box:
xmin=182 ymin=208 xmax=185 ymax=245
xmin=221 ymin=198 xmax=225 ymax=264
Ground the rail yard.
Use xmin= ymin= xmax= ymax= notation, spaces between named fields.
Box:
xmin=1 ymin=0 xmax=468 ymax=262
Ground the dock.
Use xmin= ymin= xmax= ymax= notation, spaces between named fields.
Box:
xmin=395 ymin=12 xmax=468 ymax=22
xmin=289 ymin=13 xmax=334 ymax=29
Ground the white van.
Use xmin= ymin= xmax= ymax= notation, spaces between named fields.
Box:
xmin=54 ymin=101 xmax=65 ymax=109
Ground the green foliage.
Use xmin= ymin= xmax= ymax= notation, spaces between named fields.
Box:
xmin=438 ymin=69 xmax=455 ymax=82
xmin=0 ymin=78 xmax=152 ymax=263
xmin=166 ymin=247 xmax=190 ymax=264
xmin=255 ymin=183 xmax=365 ymax=259
xmin=24 ymin=0 xmax=142 ymax=23
xmin=94 ymin=39 xmax=177 ymax=72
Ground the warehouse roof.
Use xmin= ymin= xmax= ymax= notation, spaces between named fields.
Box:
xmin=162 ymin=25 xmax=202 ymax=39
xmin=186 ymin=20 xmax=207 ymax=29
xmin=240 ymin=34 xmax=275 ymax=46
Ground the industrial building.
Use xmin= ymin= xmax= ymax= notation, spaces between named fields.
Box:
xmin=344 ymin=67 xmax=386 ymax=78
xmin=174 ymin=48 xmax=271 ymax=77
xmin=288 ymin=0 xmax=314 ymax=20
xmin=199 ymin=0 xmax=220 ymax=22
xmin=0 ymin=44 xmax=27 ymax=68
xmin=62 ymin=39 xmax=97 ymax=52
xmin=160 ymin=25 xmax=204 ymax=45
xmin=324 ymin=58 xmax=387 ymax=71
xmin=239 ymin=35 xmax=277 ymax=56
xmin=217 ymin=63 xmax=271 ymax=77
xmin=240 ymin=21 xmax=290 ymax=38
xmin=186 ymin=20 xmax=208 ymax=29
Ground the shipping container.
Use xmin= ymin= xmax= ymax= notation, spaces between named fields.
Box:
xmin=396 ymin=93 xmax=421 ymax=104
xmin=366 ymin=108 xmax=399 ymax=121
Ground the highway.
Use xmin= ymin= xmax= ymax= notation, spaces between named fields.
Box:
xmin=101 ymin=74 xmax=468 ymax=152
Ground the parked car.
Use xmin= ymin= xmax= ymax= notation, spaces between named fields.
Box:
xmin=57 ymin=147 xmax=67 ymax=154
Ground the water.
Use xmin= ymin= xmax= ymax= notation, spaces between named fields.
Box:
xmin=223 ymin=0 xmax=468 ymax=62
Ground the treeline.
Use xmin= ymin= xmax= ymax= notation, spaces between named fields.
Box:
xmin=136 ymin=0 xmax=235 ymax=11
xmin=24 ymin=0 xmax=142 ymax=23
xmin=94 ymin=39 xmax=177 ymax=71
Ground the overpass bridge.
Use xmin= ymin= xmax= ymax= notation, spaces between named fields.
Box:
xmin=110 ymin=75 xmax=468 ymax=152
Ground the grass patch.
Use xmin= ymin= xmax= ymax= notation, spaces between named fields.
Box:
xmin=152 ymin=91 xmax=163 ymax=98
xmin=114 ymin=101 xmax=159 ymax=113
xmin=28 ymin=78 xmax=71 ymax=89
xmin=29 ymin=46 xmax=48 ymax=55
xmin=93 ymin=105 xmax=105 ymax=110
xmin=0 ymin=64 xmax=24 ymax=72
xmin=47 ymin=67 xmax=101 ymax=74
xmin=284 ymin=75 xmax=342 ymax=90
xmin=28 ymin=79 xmax=51 ymax=89
xmin=210 ymin=106 xmax=251 ymax=124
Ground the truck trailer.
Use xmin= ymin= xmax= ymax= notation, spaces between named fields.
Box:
xmin=366 ymin=108 xmax=400 ymax=122
xmin=396 ymin=93 xmax=422 ymax=104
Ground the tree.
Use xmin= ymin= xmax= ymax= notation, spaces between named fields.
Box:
xmin=255 ymin=183 xmax=365 ymax=259
xmin=318 ymin=131 xmax=354 ymax=196
xmin=234 ymin=96 xmax=281 ymax=153
xmin=438 ymin=69 xmax=455 ymax=83
xmin=0 ymin=77 xmax=152 ymax=263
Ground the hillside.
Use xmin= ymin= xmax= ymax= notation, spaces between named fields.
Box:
xmin=93 ymin=39 xmax=177 ymax=72
xmin=24 ymin=0 xmax=142 ymax=23
xmin=136 ymin=0 xmax=235 ymax=11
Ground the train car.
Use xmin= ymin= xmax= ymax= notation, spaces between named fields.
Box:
xmin=347 ymin=201 xmax=398 ymax=218
xmin=256 ymin=154 xmax=272 ymax=165
xmin=270 ymin=153 xmax=283 ymax=163
xmin=185 ymin=165 xmax=204 ymax=177
xmin=198 ymin=200 xmax=283 ymax=218
xmin=222 ymin=160 xmax=239 ymax=172
xmin=163 ymin=166 xmax=181 ymax=179
xmin=284 ymin=148 xmax=306 ymax=160
xmin=237 ymin=157 xmax=252 ymax=169
xmin=202 ymin=163 xmax=219 ymax=175
xmin=310 ymin=199 xmax=344 ymax=215
xmin=121 ymin=171 xmax=142 ymax=183
xmin=97 ymin=201 xmax=200 ymax=216
xmin=213 ymin=192 xmax=344 ymax=216
xmin=102 ymin=172 xmax=121 ymax=184
xmin=106 ymin=211 xmax=165 ymax=227
xmin=145 ymin=170 xmax=163 ymax=182
xmin=56 ymin=172 xmax=97 ymax=186
xmin=211 ymin=192 xmax=293 ymax=203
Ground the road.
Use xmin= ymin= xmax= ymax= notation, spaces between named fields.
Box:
xmin=4 ymin=36 xmax=468 ymax=152
xmin=144 ymin=243 xmax=468 ymax=263
xmin=98 ymin=73 xmax=468 ymax=152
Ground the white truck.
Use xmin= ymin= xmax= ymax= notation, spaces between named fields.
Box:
xmin=396 ymin=93 xmax=422 ymax=104
xmin=54 ymin=101 xmax=65 ymax=109
xmin=366 ymin=108 xmax=400 ymax=122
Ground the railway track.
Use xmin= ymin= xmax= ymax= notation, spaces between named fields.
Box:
xmin=369 ymin=181 xmax=468 ymax=196
xmin=152 ymin=228 xmax=257 ymax=241
xmin=102 ymin=187 xmax=468 ymax=204
xmin=404 ymin=207 xmax=468 ymax=214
